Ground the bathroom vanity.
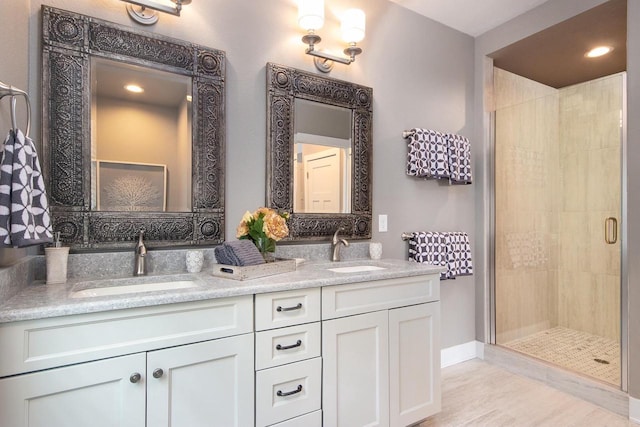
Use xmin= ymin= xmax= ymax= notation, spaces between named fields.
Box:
xmin=0 ymin=259 xmax=442 ymax=427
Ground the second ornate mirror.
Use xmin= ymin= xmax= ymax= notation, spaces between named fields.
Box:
xmin=42 ymin=6 xmax=225 ymax=249
xmin=266 ymin=63 xmax=372 ymax=240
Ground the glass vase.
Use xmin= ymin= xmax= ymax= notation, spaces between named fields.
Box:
xmin=254 ymin=236 xmax=276 ymax=263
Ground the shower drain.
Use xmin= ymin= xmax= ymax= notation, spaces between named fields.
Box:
xmin=594 ymin=358 xmax=610 ymax=364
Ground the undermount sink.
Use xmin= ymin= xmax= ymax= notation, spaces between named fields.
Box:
xmin=328 ymin=265 xmax=387 ymax=273
xmin=71 ymin=279 xmax=198 ymax=298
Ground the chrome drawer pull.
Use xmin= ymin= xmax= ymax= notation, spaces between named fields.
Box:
xmin=276 ymin=303 xmax=302 ymax=312
xmin=276 ymin=384 xmax=303 ymax=397
xmin=129 ymin=373 xmax=141 ymax=383
xmin=276 ymin=340 xmax=302 ymax=351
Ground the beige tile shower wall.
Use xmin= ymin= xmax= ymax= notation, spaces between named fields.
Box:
xmin=494 ymin=69 xmax=560 ymax=344
xmin=558 ymin=75 xmax=622 ymax=341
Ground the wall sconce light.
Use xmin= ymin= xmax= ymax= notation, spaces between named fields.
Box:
xmin=122 ymin=0 xmax=191 ymax=25
xmin=298 ymin=0 xmax=365 ymax=73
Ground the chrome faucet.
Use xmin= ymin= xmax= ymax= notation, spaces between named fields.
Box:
xmin=331 ymin=228 xmax=349 ymax=262
xmin=134 ymin=229 xmax=147 ymax=276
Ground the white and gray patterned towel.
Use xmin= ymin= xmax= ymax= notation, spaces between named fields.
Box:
xmin=407 ymin=231 xmax=473 ymax=280
xmin=446 ymin=133 xmax=473 ymax=184
xmin=406 ymin=129 xmax=450 ymax=179
xmin=0 ymin=129 xmax=53 ymax=247
xmin=406 ymin=129 xmax=472 ymax=184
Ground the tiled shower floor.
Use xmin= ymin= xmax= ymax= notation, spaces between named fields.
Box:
xmin=502 ymin=327 xmax=620 ymax=386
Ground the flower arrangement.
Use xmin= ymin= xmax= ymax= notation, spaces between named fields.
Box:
xmin=236 ymin=207 xmax=289 ymax=259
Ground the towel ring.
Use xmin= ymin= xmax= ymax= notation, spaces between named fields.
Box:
xmin=10 ymin=93 xmax=31 ymax=137
xmin=0 ymin=83 xmax=31 ymax=138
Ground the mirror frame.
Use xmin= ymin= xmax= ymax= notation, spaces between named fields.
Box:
xmin=266 ymin=63 xmax=372 ymax=240
xmin=42 ymin=6 xmax=225 ymax=249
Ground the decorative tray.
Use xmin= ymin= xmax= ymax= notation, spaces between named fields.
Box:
xmin=211 ymin=258 xmax=297 ymax=281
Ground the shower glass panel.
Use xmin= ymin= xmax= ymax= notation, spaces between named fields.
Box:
xmin=494 ymin=68 xmax=622 ymax=387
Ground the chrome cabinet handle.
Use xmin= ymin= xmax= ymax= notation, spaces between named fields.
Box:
xmin=129 ymin=373 xmax=141 ymax=383
xmin=276 ymin=384 xmax=303 ymax=397
xmin=276 ymin=303 xmax=302 ymax=312
xmin=153 ymin=368 xmax=164 ymax=378
xmin=605 ymin=217 xmax=618 ymax=244
xmin=276 ymin=340 xmax=302 ymax=351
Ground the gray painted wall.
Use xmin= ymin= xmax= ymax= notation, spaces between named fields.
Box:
xmin=474 ymin=0 xmax=639 ymax=398
xmin=2 ymin=0 xmax=476 ymax=349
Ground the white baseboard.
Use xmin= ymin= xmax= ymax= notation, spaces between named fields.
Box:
xmin=441 ymin=340 xmax=482 ymax=368
xmin=630 ymin=396 xmax=640 ymax=423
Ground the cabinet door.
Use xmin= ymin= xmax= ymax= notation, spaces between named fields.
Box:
xmin=389 ymin=303 xmax=441 ymax=426
xmin=0 ymin=353 xmax=146 ymax=427
xmin=323 ymin=311 xmax=389 ymax=427
xmin=146 ymin=333 xmax=254 ymax=427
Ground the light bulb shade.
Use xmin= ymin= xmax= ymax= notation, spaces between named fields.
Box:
xmin=341 ymin=8 xmax=365 ymax=43
xmin=298 ymin=0 xmax=324 ymax=31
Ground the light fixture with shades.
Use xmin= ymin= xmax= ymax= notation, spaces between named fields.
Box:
xmin=121 ymin=0 xmax=191 ymax=25
xmin=298 ymin=0 xmax=365 ymax=72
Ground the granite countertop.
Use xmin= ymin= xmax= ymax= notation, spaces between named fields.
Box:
xmin=0 ymin=259 xmax=444 ymax=323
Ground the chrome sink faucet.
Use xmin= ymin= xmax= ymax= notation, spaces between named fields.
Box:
xmin=331 ymin=228 xmax=349 ymax=262
xmin=134 ymin=228 xmax=147 ymax=276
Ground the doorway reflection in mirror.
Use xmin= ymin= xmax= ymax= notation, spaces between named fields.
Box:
xmin=293 ymin=99 xmax=352 ymax=214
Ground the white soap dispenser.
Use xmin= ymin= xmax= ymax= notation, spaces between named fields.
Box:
xmin=45 ymin=232 xmax=70 ymax=285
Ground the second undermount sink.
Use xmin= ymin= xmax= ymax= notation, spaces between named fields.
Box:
xmin=71 ymin=278 xmax=198 ymax=298
xmin=328 ymin=265 xmax=387 ymax=273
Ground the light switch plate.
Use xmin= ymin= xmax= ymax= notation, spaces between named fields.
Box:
xmin=379 ymin=214 xmax=388 ymax=232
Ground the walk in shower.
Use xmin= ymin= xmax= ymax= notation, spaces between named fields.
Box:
xmin=493 ymin=68 xmax=624 ymax=387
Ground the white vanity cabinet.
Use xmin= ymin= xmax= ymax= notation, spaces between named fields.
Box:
xmin=254 ymin=288 xmax=323 ymax=427
xmin=322 ymin=274 xmax=441 ymax=427
xmin=0 ymin=296 xmax=255 ymax=427
xmin=0 ymin=267 xmax=441 ymax=427
xmin=0 ymin=352 xmax=147 ymax=427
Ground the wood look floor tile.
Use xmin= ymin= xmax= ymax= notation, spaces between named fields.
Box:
xmin=420 ymin=359 xmax=635 ymax=427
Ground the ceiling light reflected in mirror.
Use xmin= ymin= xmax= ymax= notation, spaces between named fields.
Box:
xmin=125 ymin=84 xmax=144 ymax=93
xmin=586 ymin=46 xmax=614 ymax=58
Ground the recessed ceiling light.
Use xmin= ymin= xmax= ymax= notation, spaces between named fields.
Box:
xmin=124 ymin=84 xmax=144 ymax=93
xmin=585 ymin=46 xmax=613 ymax=58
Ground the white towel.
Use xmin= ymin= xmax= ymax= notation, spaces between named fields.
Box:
xmin=0 ymin=129 xmax=53 ymax=247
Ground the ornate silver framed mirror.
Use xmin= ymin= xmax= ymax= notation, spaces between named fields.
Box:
xmin=42 ymin=6 xmax=225 ymax=249
xmin=266 ymin=63 xmax=372 ymax=240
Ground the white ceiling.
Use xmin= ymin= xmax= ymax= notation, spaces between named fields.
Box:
xmin=387 ymin=0 xmax=551 ymax=36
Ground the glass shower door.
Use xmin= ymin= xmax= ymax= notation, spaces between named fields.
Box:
xmin=493 ymin=68 xmax=622 ymax=387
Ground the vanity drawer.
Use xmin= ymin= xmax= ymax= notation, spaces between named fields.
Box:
xmin=0 ymin=296 xmax=253 ymax=377
xmin=255 ymin=322 xmax=321 ymax=370
xmin=322 ymin=274 xmax=440 ymax=319
xmin=255 ymin=357 xmax=321 ymax=427
xmin=269 ymin=410 xmax=322 ymax=427
xmin=255 ymin=288 xmax=321 ymax=331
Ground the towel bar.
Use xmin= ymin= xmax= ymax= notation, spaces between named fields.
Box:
xmin=401 ymin=232 xmax=415 ymax=241
xmin=402 ymin=130 xmax=415 ymax=139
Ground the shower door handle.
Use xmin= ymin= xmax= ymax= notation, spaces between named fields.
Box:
xmin=605 ymin=217 xmax=618 ymax=244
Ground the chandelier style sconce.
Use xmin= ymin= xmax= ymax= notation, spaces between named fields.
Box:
xmin=298 ymin=0 xmax=366 ymax=72
xmin=122 ymin=0 xmax=191 ymax=25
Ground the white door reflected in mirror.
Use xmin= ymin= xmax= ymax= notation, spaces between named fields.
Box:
xmin=293 ymin=98 xmax=352 ymax=214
